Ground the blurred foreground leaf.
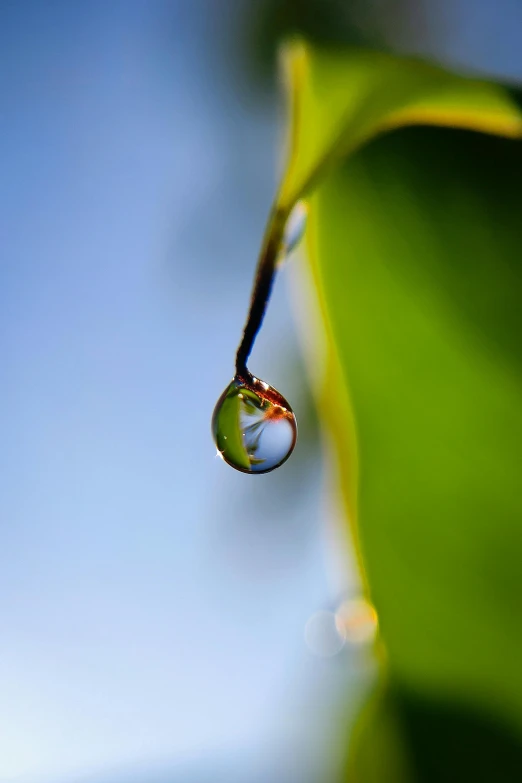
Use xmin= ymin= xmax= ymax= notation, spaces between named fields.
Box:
xmin=276 ymin=43 xmax=522 ymax=781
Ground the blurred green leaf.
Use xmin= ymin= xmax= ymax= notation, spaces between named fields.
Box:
xmin=277 ymin=42 xmax=522 ymax=209
xmin=276 ymin=43 xmax=522 ymax=781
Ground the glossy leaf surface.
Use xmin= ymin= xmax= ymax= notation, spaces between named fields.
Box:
xmin=277 ymin=43 xmax=522 ymax=780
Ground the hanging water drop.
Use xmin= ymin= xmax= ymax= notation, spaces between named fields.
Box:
xmin=212 ymin=375 xmax=297 ymax=474
xmin=212 ymin=199 xmax=303 ymax=473
xmin=282 ymin=200 xmax=308 ymax=255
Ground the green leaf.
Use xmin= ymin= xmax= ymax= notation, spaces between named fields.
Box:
xmin=277 ymin=42 xmax=522 ymax=209
xmin=276 ymin=42 xmax=522 ymax=780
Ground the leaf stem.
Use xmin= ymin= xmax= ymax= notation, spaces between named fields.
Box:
xmin=235 ymin=205 xmax=290 ymax=378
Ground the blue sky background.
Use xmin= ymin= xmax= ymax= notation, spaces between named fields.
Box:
xmin=2 ymin=1 xmax=521 ymax=782
xmin=0 ymin=3 xmax=358 ymax=781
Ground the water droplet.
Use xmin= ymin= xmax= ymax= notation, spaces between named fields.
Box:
xmin=212 ymin=375 xmax=297 ymax=474
xmin=282 ymin=200 xmax=308 ymax=255
xmin=304 ymin=611 xmax=346 ymax=657
xmin=334 ymin=598 xmax=378 ymax=646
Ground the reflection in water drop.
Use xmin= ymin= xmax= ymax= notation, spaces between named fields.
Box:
xmin=282 ymin=200 xmax=308 ymax=256
xmin=212 ymin=375 xmax=297 ymax=474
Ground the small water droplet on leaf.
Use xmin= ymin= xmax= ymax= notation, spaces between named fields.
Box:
xmin=283 ymin=200 xmax=308 ymax=255
xmin=335 ymin=598 xmax=378 ymax=645
xmin=304 ymin=611 xmax=345 ymax=658
xmin=212 ymin=376 xmax=297 ymax=474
